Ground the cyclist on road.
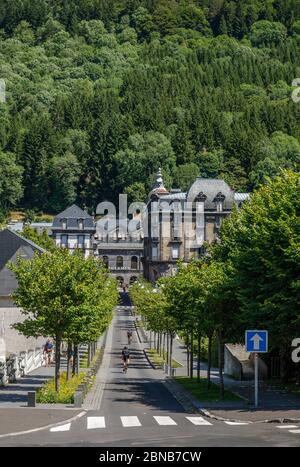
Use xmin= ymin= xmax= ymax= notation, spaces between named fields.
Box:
xmin=121 ymin=346 xmax=130 ymax=373
xmin=127 ymin=330 xmax=133 ymax=345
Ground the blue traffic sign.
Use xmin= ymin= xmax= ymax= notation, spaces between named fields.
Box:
xmin=245 ymin=330 xmax=268 ymax=353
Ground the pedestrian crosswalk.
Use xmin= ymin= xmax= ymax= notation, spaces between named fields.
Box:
xmin=49 ymin=415 xmax=300 ymax=436
xmin=276 ymin=425 xmax=300 ymax=434
xmin=50 ymin=415 xmax=253 ymax=433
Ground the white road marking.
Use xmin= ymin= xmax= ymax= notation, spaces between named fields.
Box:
xmin=277 ymin=425 xmax=298 ymax=429
xmin=289 ymin=429 xmax=300 ymax=434
xmin=87 ymin=417 xmax=106 ymax=429
xmin=50 ymin=423 xmax=71 ymax=432
xmin=186 ymin=416 xmax=212 ymax=426
xmin=154 ymin=416 xmax=177 ymax=426
xmin=224 ymin=421 xmax=249 ymax=425
xmin=121 ymin=416 xmax=141 ymax=427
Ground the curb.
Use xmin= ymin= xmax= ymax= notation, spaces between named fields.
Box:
xmin=135 ymin=320 xmax=300 ymax=425
xmin=0 ymin=410 xmax=86 ymax=439
xmin=164 ymin=376 xmax=300 ymax=424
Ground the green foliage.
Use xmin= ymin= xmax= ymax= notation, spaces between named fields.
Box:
xmin=175 ymin=377 xmax=242 ymax=402
xmin=36 ymin=371 xmax=85 ymax=403
xmin=215 ymin=170 xmax=300 ymax=352
xmin=21 ymin=225 xmax=56 ymax=251
xmin=0 ymin=151 xmax=23 ymax=210
xmin=0 ymin=1 xmax=299 ymax=209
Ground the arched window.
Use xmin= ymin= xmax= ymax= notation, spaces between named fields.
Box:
xmin=131 ymin=256 xmax=138 ymax=270
xmin=102 ymin=256 xmax=109 ymax=268
xmin=116 ymin=256 xmax=123 ymax=268
xmin=116 ymin=276 xmax=124 ymax=286
xmin=130 ymin=276 xmax=138 ymax=285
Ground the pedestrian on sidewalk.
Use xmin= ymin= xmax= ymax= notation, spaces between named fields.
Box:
xmin=43 ymin=339 xmax=53 ymax=366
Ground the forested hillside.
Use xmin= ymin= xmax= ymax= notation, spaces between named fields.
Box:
xmin=1 ymin=0 xmax=300 ymax=213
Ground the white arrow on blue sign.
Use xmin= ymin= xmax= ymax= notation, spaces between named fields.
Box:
xmin=245 ymin=330 xmax=268 ymax=353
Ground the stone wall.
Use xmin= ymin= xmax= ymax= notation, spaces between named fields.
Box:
xmin=0 ymin=306 xmax=45 ymax=356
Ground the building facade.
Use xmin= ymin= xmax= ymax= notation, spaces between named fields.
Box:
xmin=94 ymin=217 xmax=144 ymax=287
xmin=143 ymin=170 xmax=249 ymax=283
xmin=52 ymin=205 xmax=144 ymax=286
xmin=52 ymin=204 xmax=95 ymax=258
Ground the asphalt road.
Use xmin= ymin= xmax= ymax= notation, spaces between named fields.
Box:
xmin=0 ymin=297 xmax=300 ymax=447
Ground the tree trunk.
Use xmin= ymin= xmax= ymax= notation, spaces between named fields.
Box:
xmin=207 ymin=334 xmax=212 ymax=390
xmin=55 ymin=334 xmax=62 ymax=392
xmin=190 ymin=329 xmax=194 ymax=379
xmin=280 ymin=345 xmax=291 ymax=383
xmin=218 ymin=331 xmax=224 ymax=400
xmin=159 ymin=333 xmax=162 ymax=356
xmin=88 ymin=343 xmax=92 ymax=367
xmin=166 ymin=333 xmax=169 ymax=367
xmin=67 ymin=341 xmax=72 ymax=381
xmin=186 ymin=333 xmax=190 ymax=377
xmin=72 ymin=344 xmax=78 ymax=376
xmin=169 ymin=334 xmax=173 ymax=369
xmin=76 ymin=345 xmax=80 ymax=375
xmin=163 ymin=333 xmax=166 ymax=360
xmin=197 ymin=330 xmax=201 ymax=382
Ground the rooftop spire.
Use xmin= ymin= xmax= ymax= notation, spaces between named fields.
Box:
xmin=149 ymin=167 xmax=169 ymax=197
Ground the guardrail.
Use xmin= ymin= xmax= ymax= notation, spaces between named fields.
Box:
xmin=0 ymin=347 xmax=44 ymax=386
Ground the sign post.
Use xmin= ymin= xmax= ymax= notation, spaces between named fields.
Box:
xmin=245 ymin=330 xmax=268 ymax=408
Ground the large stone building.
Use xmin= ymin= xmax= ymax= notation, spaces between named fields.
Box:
xmin=143 ymin=169 xmax=249 ymax=282
xmin=52 ymin=205 xmax=144 ymax=286
xmin=94 ymin=217 xmax=144 ymax=287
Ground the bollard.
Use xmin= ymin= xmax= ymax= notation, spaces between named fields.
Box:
xmin=74 ymin=390 xmax=82 ymax=408
xmin=28 ymin=391 xmax=36 ymax=407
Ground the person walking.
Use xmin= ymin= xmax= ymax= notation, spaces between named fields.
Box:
xmin=43 ymin=339 xmax=53 ymax=366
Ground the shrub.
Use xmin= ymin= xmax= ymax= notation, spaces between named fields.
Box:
xmin=36 ymin=372 xmax=85 ymax=404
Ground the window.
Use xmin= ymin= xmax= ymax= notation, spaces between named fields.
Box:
xmin=117 ymin=276 xmax=124 ymax=286
xmin=116 ymin=256 xmax=123 ymax=268
xmin=78 ymin=235 xmax=84 ymax=248
xmin=152 ymin=246 xmax=158 ymax=260
xmin=102 ymin=256 xmax=109 ymax=268
xmin=78 ymin=219 xmax=84 ymax=230
xmin=61 ymin=235 xmax=68 ymax=247
xmin=62 ymin=219 xmax=67 ymax=230
xmin=130 ymin=276 xmax=138 ymax=285
xmin=131 ymin=256 xmax=138 ymax=270
xmin=171 ymin=244 xmax=179 ymax=260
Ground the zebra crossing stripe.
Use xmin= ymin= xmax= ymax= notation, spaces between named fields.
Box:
xmin=154 ymin=416 xmax=177 ymax=426
xmin=277 ymin=425 xmax=298 ymax=429
xmin=224 ymin=421 xmax=249 ymax=425
xmin=121 ymin=416 xmax=141 ymax=427
xmin=50 ymin=423 xmax=71 ymax=432
xmin=288 ymin=429 xmax=300 ymax=433
xmin=87 ymin=417 xmax=106 ymax=429
xmin=186 ymin=416 xmax=212 ymax=426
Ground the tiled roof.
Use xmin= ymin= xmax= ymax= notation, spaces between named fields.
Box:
xmin=52 ymin=204 xmax=95 ymax=230
xmin=0 ymin=229 xmax=46 ymax=297
xmin=0 ymin=229 xmax=45 ymax=271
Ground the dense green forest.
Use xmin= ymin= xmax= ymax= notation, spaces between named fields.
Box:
xmin=1 ymin=0 xmax=300 ymax=214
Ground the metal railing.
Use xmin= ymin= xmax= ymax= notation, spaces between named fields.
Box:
xmin=0 ymin=347 xmax=44 ymax=386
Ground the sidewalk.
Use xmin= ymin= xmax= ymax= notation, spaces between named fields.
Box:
xmin=0 ymin=407 xmax=84 ymax=437
xmin=0 ymin=364 xmax=55 ymax=407
xmin=142 ymin=327 xmax=300 ymax=421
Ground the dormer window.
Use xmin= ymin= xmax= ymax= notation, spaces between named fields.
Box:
xmin=214 ymin=192 xmax=225 ymax=212
xmin=78 ymin=219 xmax=84 ymax=230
